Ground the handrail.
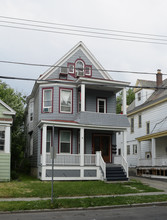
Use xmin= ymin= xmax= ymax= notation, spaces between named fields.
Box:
xmin=98 ymin=151 xmax=106 ymax=180
xmin=121 ymin=155 xmax=129 ymax=178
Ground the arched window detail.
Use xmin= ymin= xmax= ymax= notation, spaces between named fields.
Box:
xmin=75 ymin=60 xmax=84 ymax=76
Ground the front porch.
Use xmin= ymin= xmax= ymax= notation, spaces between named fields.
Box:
xmin=137 ymin=133 xmax=167 ymax=178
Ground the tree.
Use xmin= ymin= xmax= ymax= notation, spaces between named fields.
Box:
xmin=116 ymin=88 xmax=135 ymax=114
xmin=0 ymin=81 xmax=26 ymax=171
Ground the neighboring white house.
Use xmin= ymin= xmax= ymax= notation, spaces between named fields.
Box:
xmin=0 ymin=99 xmax=16 ymax=181
xmin=117 ymin=70 xmax=167 ymax=178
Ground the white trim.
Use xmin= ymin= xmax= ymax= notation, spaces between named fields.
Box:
xmin=39 ymin=41 xmax=113 ymax=81
xmin=39 ymin=120 xmax=128 ymax=131
xmin=0 ymin=121 xmax=13 ymax=125
xmin=97 ymin=98 xmax=106 ymax=113
xmin=0 ymin=99 xmax=16 ymax=115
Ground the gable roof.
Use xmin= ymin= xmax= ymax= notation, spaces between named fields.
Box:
xmin=133 ymin=79 xmax=156 ymax=93
xmin=128 ymin=78 xmax=167 ymax=115
xmin=38 ymin=41 xmax=112 ymax=80
xmin=0 ymin=99 xmax=16 ymax=115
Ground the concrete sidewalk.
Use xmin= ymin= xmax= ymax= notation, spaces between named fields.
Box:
xmin=0 ymin=191 xmax=167 ymax=202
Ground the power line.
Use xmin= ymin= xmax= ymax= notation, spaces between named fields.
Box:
xmin=1 ymin=15 xmax=167 ymax=39
xmin=1 ymin=20 xmax=167 ymax=43
xmin=0 ymin=75 xmax=167 ymax=90
xmin=1 ymin=23 xmax=167 ymax=45
xmin=1 ymin=60 xmax=167 ymax=76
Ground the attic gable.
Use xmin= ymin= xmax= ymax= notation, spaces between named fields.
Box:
xmin=39 ymin=41 xmax=112 ymax=81
xmin=0 ymin=99 xmax=16 ymax=116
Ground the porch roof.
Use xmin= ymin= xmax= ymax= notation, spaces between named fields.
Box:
xmin=136 ymin=130 xmax=167 ymax=141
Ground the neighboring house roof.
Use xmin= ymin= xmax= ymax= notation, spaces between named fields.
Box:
xmin=0 ymin=99 xmax=16 ymax=116
xmin=128 ymin=78 xmax=167 ymax=115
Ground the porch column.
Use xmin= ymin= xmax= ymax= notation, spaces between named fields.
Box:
xmin=80 ymin=128 xmax=84 ymax=166
xmin=5 ymin=126 xmax=11 ymax=153
xmin=81 ymin=84 xmax=85 ymax=112
xmin=122 ymin=87 xmax=127 ymax=114
xmin=123 ymin=130 xmax=127 ymax=160
xmin=137 ymin=140 xmax=141 ymax=166
xmin=42 ymin=125 xmax=47 ymax=166
xmin=152 ymin=138 xmax=156 ymax=166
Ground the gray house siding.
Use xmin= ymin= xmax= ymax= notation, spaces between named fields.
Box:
xmin=47 ymin=49 xmax=105 ymax=80
xmin=86 ymin=89 xmax=116 ymax=113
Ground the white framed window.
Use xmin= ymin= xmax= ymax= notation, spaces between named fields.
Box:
xmin=133 ymin=145 xmax=137 ymax=154
xmin=59 ymin=130 xmax=71 ymax=153
xmin=42 ymin=88 xmax=53 ymax=113
xmin=75 ymin=60 xmax=84 ymax=76
xmin=60 ymin=88 xmax=73 ymax=113
xmin=30 ymin=134 xmax=33 ymax=156
xmin=68 ymin=63 xmax=74 ymax=74
xmin=127 ymin=145 xmax=130 ymax=155
xmin=29 ymin=102 xmax=34 ymax=121
xmin=138 ymin=92 xmax=141 ymax=101
xmin=85 ymin=65 xmax=92 ymax=76
xmin=138 ymin=114 xmax=142 ymax=128
xmin=131 ymin=117 xmax=134 ymax=133
xmin=0 ymin=129 xmax=5 ymax=151
xmin=46 ymin=129 xmax=52 ymax=153
xmin=146 ymin=121 xmax=150 ymax=134
xmin=97 ymin=98 xmax=107 ymax=113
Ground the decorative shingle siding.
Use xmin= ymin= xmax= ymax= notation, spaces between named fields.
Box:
xmin=46 ymin=49 xmax=105 ymax=80
xmin=86 ymin=89 xmax=116 ymax=113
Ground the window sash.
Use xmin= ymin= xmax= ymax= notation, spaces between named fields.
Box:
xmin=46 ymin=129 xmax=52 ymax=153
xmin=97 ymin=98 xmax=106 ymax=113
xmin=127 ymin=145 xmax=130 ymax=155
xmin=60 ymin=89 xmax=72 ymax=113
xmin=146 ymin=122 xmax=150 ymax=134
xmin=133 ymin=145 xmax=137 ymax=154
xmin=138 ymin=115 xmax=142 ymax=128
xmin=131 ymin=118 xmax=134 ymax=133
xmin=43 ymin=89 xmax=53 ymax=112
xmin=0 ymin=131 xmax=5 ymax=151
xmin=60 ymin=130 xmax=71 ymax=153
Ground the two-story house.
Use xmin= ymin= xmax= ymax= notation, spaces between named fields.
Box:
xmin=0 ymin=99 xmax=16 ymax=181
xmin=117 ymin=70 xmax=167 ymax=178
xmin=26 ymin=42 xmax=130 ymax=181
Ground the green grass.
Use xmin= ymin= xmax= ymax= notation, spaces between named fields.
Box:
xmin=0 ymin=195 xmax=167 ymax=211
xmin=0 ymin=174 xmax=162 ymax=198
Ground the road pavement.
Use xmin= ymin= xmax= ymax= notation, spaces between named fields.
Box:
xmin=1 ymin=206 xmax=167 ymax=220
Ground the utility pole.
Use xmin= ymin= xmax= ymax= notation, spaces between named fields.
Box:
xmin=51 ymin=126 xmax=55 ymax=204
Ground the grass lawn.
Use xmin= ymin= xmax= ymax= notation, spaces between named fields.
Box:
xmin=0 ymin=174 xmax=163 ymax=198
xmin=1 ymin=195 xmax=167 ymax=211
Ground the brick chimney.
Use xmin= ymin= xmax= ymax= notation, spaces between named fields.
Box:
xmin=156 ymin=69 xmax=162 ymax=88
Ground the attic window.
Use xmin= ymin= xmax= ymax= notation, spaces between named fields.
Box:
xmin=138 ymin=92 xmax=141 ymax=101
xmin=75 ymin=60 xmax=84 ymax=76
xmin=85 ymin=65 xmax=92 ymax=76
xmin=68 ymin=63 xmax=74 ymax=74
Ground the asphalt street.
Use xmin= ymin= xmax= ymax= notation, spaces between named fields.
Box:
xmin=1 ymin=205 xmax=167 ymax=220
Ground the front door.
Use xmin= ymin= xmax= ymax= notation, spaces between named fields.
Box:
xmin=93 ymin=134 xmax=111 ymax=163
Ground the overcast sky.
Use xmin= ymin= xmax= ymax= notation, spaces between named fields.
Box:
xmin=1 ymin=0 xmax=167 ymax=95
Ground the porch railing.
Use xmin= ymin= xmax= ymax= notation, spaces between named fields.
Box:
xmin=84 ymin=154 xmax=96 ymax=165
xmin=138 ymin=157 xmax=167 ymax=167
xmin=113 ymin=155 xmax=128 ymax=177
xmin=97 ymin=151 xmax=106 ymax=179
xmin=46 ymin=154 xmax=80 ymax=165
xmin=154 ymin=157 xmax=167 ymax=166
xmin=138 ymin=158 xmax=152 ymax=166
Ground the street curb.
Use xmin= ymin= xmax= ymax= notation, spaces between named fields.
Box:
xmin=0 ymin=201 xmax=167 ymax=214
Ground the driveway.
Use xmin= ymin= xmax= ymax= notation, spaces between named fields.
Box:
xmin=131 ymin=176 xmax=167 ymax=192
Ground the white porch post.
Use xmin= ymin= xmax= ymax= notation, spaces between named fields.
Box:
xmin=80 ymin=128 xmax=84 ymax=166
xmin=122 ymin=87 xmax=127 ymax=115
xmin=152 ymin=138 xmax=156 ymax=166
xmin=5 ymin=126 xmax=11 ymax=153
xmin=123 ymin=130 xmax=127 ymax=160
xmin=137 ymin=140 xmax=141 ymax=166
xmin=81 ymin=84 xmax=85 ymax=112
xmin=42 ymin=125 xmax=47 ymax=166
